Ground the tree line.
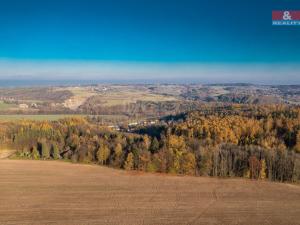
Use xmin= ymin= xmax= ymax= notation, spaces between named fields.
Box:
xmin=0 ymin=104 xmax=299 ymax=182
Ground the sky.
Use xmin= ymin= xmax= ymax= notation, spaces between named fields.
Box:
xmin=0 ymin=0 xmax=299 ymax=84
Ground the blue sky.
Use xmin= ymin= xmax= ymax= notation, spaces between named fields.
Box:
xmin=0 ymin=0 xmax=299 ymax=83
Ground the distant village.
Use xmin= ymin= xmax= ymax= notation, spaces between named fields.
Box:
xmin=107 ymin=119 xmax=159 ymax=132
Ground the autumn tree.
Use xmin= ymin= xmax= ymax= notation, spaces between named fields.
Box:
xmin=295 ymin=131 xmax=300 ymax=153
xmin=260 ymin=159 xmax=267 ymax=179
xmin=97 ymin=144 xmax=110 ymax=165
xmin=248 ymin=156 xmax=261 ymax=179
xmin=142 ymin=135 xmax=151 ymax=151
xmin=51 ymin=143 xmax=60 ymax=160
xmin=41 ymin=140 xmax=50 ymax=159
xmin=124 ymin=152 xmax=134 ymax=170
xmin=197 ymin=148 xmax=212 ymax=176
xmin=150 ymin=137 xmax=160 ymax=153
xmin=167 ymin=135 xmax=186 ymax=173
xmin=32 ymin=146 xmax=40 ymax=160
xmin=113 ymin=143 xmax=123 ymax=167
xmin=152 ymin=149 xmax=168 ymax=173
xmin=180 ymin=152 xmax=196 ymax=175
xmin=138 ymin=150 xmax=151 ymax=171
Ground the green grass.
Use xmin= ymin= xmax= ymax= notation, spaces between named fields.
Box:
xmin=0 ymin=114 xmax=85 ymax=121
xmin=0 ymin=101 xmax=17 ymax=110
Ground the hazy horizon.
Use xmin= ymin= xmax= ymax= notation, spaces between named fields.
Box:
xmin=0 ymin=60 xmax=299 ymax=85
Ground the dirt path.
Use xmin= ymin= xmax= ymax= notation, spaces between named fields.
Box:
xmin=0 ymin=160 xmax=299 ymax=225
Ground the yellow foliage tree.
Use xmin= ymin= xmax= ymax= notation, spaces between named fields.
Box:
xmin=180 ymin=152 xmax=196 ymax=175
xmin=97 ymin=144 xmax=110 ymax=165
xmin=124 ymin=152 xmax=134 ymax=170
xmin=260 ymin=159 xmax=267 ymax=179
xmin=167 ymin=135 xmax=186 ymax=173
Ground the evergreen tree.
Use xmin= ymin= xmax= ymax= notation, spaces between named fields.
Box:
xmin=150 ymin=137 xmax=160 ymax=153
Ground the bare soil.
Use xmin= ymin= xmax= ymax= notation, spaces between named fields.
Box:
xmin=0 ymin=160 xmax=299 ymax=225
xmin=0 ymin=150 xmax=16 ymax=159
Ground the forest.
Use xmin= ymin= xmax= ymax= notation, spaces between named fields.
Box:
xmin=1 ymin=104 xmax=299 ymax=182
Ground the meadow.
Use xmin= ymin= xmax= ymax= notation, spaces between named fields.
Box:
xmin=0 ymin=101 xmax=17 ymax=111
xmin=0 ymin=114 xmax=84 ymax=121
